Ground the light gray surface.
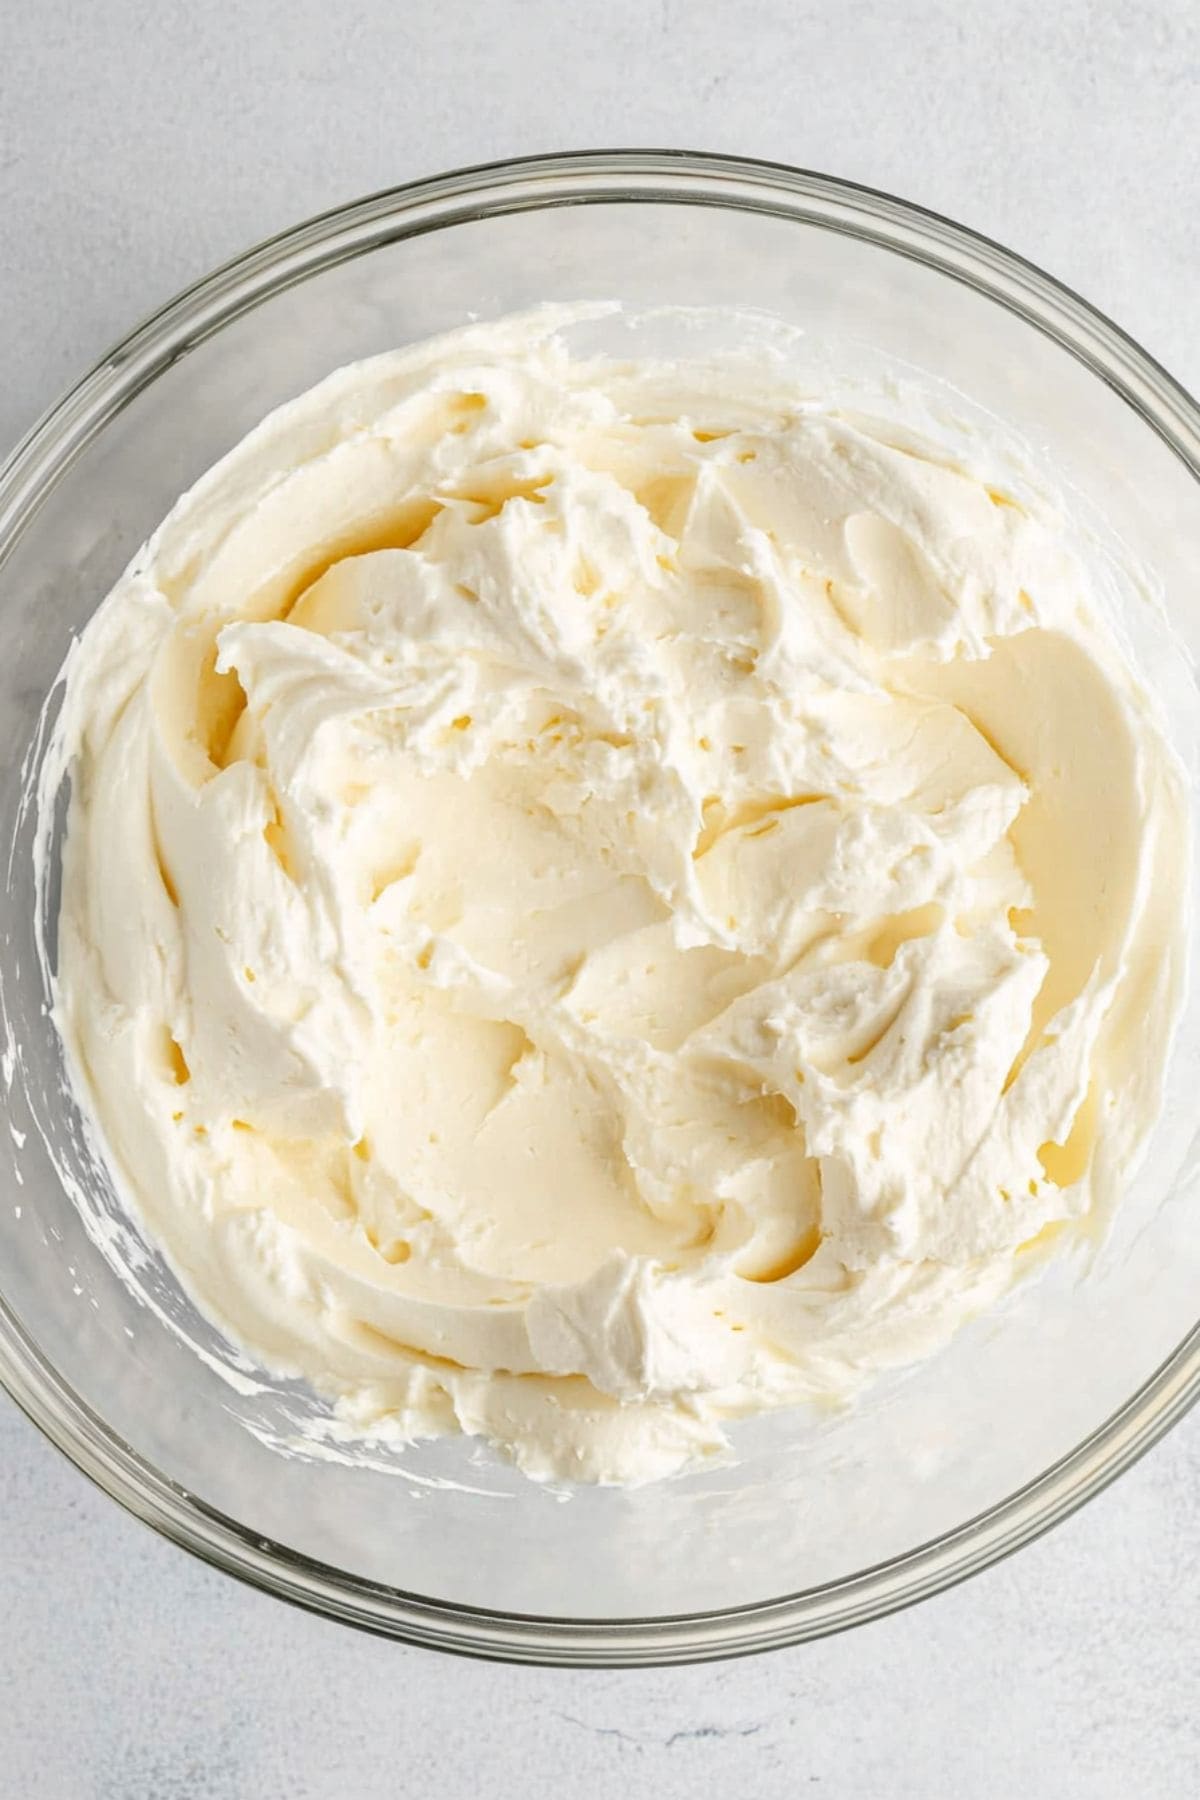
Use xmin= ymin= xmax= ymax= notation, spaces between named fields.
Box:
xmin=2 ymin=2 xmax=1198 ymax=1794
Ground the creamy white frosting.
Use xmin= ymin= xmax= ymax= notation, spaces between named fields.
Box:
xmin=51 ymin=309 xmax=1186 ymax=1483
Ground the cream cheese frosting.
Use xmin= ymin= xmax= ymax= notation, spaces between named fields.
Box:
xmin=50 ymin=309 xmax=1186 ymax=1483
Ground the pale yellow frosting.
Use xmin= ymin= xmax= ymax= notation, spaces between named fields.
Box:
xmin=51 ymin=310 xmax=1185 ymax=1482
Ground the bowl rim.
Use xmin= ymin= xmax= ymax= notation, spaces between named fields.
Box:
xmin=3 ymin=147 xmax=1199 ymax=1667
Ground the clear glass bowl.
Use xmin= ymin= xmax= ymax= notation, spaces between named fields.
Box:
xmin=2 ymin=151 xmax=1199 ymax=1667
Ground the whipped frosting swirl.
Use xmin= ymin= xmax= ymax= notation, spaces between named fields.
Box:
xmin=51 ymin=311 xmax=1185 ymax=1482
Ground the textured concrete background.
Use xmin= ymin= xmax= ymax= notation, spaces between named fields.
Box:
xmin=2 ymin=2 xmax=1198 ymax=1794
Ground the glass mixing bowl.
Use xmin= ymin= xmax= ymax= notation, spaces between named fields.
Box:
xmin=2 ymin=152 xmax=1199 ymax=1667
